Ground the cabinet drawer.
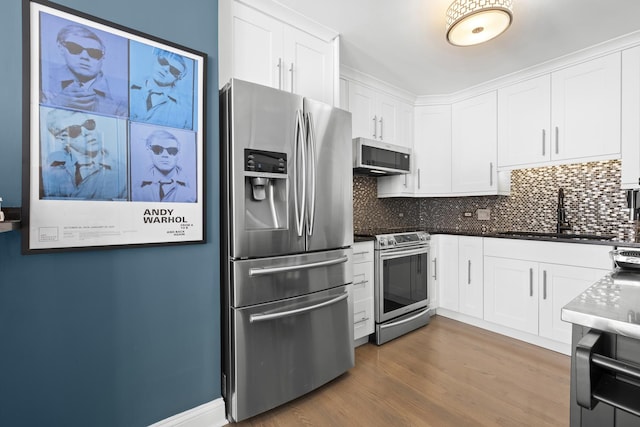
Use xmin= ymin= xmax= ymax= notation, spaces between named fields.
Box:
xmin=353 ymin=241 xmax=374 ymax=263
xmin=353 ymin=262 xmax=373 ymax=301
xmin=354 ymin=297 xmax=374 ymax=340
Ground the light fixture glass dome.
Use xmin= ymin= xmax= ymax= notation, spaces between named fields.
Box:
xmin=446 ymin=0 xmax=513 ymax=47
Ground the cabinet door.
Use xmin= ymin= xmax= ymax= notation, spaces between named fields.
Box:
xmin=622 ymin=45 xmax=640 ymax=189
xmin=498 ymin=75 xmax=551 ymax=167
xmin=376 ymin=101 xmax=414 ymax=197
xmin=551 ymin=52 xmax=621 ymax=161
xmin=283 ymin=26 xmax=334 ymax=105
xmin=348 ymin=81 xmax=378 ymax=139
xmin=538 ymin=263 xmax=607 ymax=344
xmin=413 ymin=105 xmax=452 ymax=195
xmin=452 ymin=92 xmax=498 ymax=194
xmin=377 ymin=92 xmax=398 ymax=144
xmin=232 ymin=2 xmax=284 ymax=90
xmin=458 ymin=236 xmax=484 ymax=318
xmin=437 ymin=235 xmax=459 ymax=311
xmin=484 ymin=256 xmax=539 ymax=334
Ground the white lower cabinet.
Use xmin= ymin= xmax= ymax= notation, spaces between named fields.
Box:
xmin=435 ymin=235 xmax=483 ymax=319
xmin=352 ymin=241 xmax=374 ymax=344
xmin=458 ymin=236 xmax=484 ymax=319
xmin=435 ymin=235 xmax=612 ymax=354
xmin=483 ymin=238 xmax=611 ymax=350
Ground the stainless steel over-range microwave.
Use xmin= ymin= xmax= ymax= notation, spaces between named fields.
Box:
xmin=352 ymin=137 xmax=411 ymax=176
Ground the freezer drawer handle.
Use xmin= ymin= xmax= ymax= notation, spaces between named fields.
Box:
xmin=249 ymin=255 xmax=349 ymax=276
xmin=250 ymin=292 xmax=349 ymax=323
xmin=576 ymin=329 xmax=640 ymax=417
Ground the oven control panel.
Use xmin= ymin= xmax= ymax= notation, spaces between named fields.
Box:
xmin=376 ymin=231 xmax=430 ymax=249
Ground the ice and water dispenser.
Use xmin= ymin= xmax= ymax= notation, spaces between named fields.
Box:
xmin=244 ymin=148 xmax=287 ymax=230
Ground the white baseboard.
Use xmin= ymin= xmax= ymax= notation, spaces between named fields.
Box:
xmin=149 ymin=398 xmax=228 ymax=427
xmin=435 ymin=309 xmax=571 ymax=356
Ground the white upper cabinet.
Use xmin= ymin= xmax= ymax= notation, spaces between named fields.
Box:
xmin=498 ymin=75 xmax=551 ymax=168
xmin=348 ymin=80 xmax=408 ymax=146
xmin=283 ymin=26 xmax=334 ymax=104
xmin=622 ymin=45 xmax=640 ymax=189
xmin=451 ymin=92 xmax=498 ymax=195
xmin=551 ymin=52 xmax=621 ymax=161
xmin=222 ymin=0 xmax=335 ymax=105
xmin=497 ymin=53 xmax=621 ymax=169
xmin=412 ymin=105 xmax=452 ymax=196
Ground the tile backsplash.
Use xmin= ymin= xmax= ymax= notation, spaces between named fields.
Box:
xmin=354 ymin=160 xmax=636 ymax=241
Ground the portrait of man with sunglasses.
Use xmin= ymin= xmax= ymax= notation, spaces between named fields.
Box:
xmin=129 ymin=44 xmax=194 ymax=130
xmin=132 ymin=129 xmax=196 ymax=203
xmin=40 ymin=22 xmax=127 ymax=117
xmin=41 ymin=108 xmax=127 ymax=200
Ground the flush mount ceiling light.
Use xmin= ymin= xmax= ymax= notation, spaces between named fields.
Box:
xmin=446 ymin=0 xmax=513 ymax=47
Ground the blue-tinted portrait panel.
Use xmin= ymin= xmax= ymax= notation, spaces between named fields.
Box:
xmin=129 ymin=41 xmax=195 ymax=130
xmin=39 ymin=106 xmax=129 ymax=201
xmin=39 ymin=12 xmax=129 ymax=118
xmin=129 ymin=122 xmax=197 ymax=203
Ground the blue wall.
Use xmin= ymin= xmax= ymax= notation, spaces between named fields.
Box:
xmin=0 ymin=1 xmax=220 ymax=426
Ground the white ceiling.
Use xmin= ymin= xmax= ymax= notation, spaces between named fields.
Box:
xmin=274 ymin=0 xmax=640 ymax=96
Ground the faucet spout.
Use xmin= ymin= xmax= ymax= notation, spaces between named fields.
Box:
xmin=556 ymin=188 xmax=571 ymax=234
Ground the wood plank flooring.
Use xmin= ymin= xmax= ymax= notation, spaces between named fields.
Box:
xmin=234 ymin=316 xmax=571 ymax=426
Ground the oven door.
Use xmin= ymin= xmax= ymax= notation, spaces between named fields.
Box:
xmin=376 ymin=246 xmax=430 ymax=323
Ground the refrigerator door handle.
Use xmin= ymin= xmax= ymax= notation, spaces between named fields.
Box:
xmin=293 ymin=110 xmax=306 ymax=237
xmin=249 ymin=292 xmax=349 ymax=323
xmin=305 ymin=112 xmax=317 ymax=236
xmin=249 ymin=254 xmax=349 ymax=276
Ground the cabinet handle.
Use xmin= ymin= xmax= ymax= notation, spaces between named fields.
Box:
xmin=555 ymin=126 xmax=559 ymax=154
xmin=529 ymin=268 xmax=533 ymax=297
xmin=433 ymin=258 xmax=437 ymax=280
xmin=467 ymin=260 xmax=471 ymax=284
xmin=418 ymin=168 xmax=421 ymax=189
xmin=355 ymin=317 xmax=370 ymax=325
xmin=289 ymin=62 xmax=294 ymax=93
xmin=404 ymin=174 xmax=407 ymax=188
xmin=542 ymin=129 xmax=546 ymax=156
xmin=372 ymin=115 xmax=377 ymax=139
xmin=379 ymin=117 xmax=384 ymax=140
xmin=277 ymin=58 xmax=283 ymax=90
xmin=489 ymin=162 xmax=493 ymax=187
xmin=543 ymin=270 xmax=547 ymax=300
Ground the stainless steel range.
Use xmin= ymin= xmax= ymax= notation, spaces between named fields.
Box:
xmin=373 ymin=230 xmax=432 ymax=345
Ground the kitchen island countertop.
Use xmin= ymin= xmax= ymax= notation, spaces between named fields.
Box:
xmin=562 ymin=269 xmax=640 ymax=340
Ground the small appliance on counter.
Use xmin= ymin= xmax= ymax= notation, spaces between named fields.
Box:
xmin=611 ymin=249 xmax=640 ymax=270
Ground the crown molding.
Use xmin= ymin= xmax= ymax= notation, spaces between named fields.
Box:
xmin=341 ymin=65 xmax=417 ymax=104
xmin=235 ymin=0 xmax=339 ymax=42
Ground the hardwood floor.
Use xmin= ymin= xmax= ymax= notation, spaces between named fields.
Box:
xmin=234 ymin=316 xmax=571 ymax=426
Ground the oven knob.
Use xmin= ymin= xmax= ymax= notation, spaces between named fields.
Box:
xmin=379 ymin=237 xmax=387 ymax=246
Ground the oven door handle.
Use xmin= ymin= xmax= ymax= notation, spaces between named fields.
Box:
xmin=249 ymin=292 xmax=349 ymax=323
xmin=249 ymin=255 xmax=348 ymax=276
xmin=379 ymin=247 xmax=428 ymax=260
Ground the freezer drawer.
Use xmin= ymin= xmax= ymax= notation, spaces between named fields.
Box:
xmin=227 ymin=285 xmax=354 ymax=422
xmin=231 ymin=248 xmax=352 ymax=307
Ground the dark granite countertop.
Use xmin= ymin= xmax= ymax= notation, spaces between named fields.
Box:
xmin=353 ymin=228 xmax=639 ymax=247
xmin=562 ymin=269 xmax=640 ymax=340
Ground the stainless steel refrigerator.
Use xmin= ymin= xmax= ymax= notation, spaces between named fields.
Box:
xmin=220 ymin=79 xmax=354 ymax=422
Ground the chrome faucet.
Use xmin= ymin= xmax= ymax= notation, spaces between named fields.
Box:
xmin=556 ymin=188 xmax=571 ymax=234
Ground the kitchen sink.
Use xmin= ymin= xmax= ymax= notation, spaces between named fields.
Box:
xmin=497 ymin=231 xmax=616 ymax=241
